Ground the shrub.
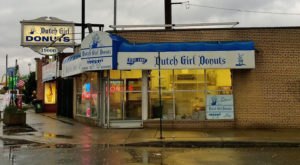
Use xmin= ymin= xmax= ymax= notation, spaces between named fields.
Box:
xmin=4 ymin=105 xmax=24 ymax=114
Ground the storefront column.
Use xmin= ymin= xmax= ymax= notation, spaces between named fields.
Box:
xmin=98 ymin=71 xmax=103 ymax=126
xmin=142 ymin=70 xmax=148 ymax=120
xmin=101 ymin=71 xmax=109 ymax=127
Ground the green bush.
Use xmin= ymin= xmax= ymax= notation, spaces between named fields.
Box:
xmin=4 ymin=105 xmax=24 ymax=114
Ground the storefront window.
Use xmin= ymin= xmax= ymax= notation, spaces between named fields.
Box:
xmin=149 ymin=69 xmax=232 ymax=120
xmin=149 ymin=70 xmax=174 ymax=119
xmin=76 ymin=72 xmax=99 ymax=118
xmin=207 ymin=69 xmax=232 ymax=95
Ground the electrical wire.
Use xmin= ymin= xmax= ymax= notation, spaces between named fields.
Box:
xmin=189 ymin=3 xmax=300 ymax=15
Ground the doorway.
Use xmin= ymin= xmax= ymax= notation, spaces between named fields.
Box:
xmin=105 ymin=70 xmax=143 ymax=128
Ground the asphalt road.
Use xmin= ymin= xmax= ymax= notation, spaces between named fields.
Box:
xmin=1 ymin=144 xmax=299 ymax=165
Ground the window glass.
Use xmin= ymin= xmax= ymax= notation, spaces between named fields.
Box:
xmin=76 ymin=72 xmax=99 ymax=118
xmin=207 ymin=69 xmax=232 ymax=95
xmin=174 ymin=69 xmax=206 ymax=120
xmin=149 ymin=70 xmax=174 ymax=119
xmin=149 ymin=91 xmax=174 ymax=119
xmin=148 ymin=69 xmax=232 ymax=121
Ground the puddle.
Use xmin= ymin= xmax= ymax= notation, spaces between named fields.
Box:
xmin=3 ymin=125 xmax=36 ymax=135
xmin=43 ymin=133 xmax=73 ymax=139
xmin=1 ymin=138 xmax=39 ymax=146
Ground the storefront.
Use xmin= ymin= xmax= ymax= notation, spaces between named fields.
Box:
xmin=111 ymin=38 xmax=255 ymax=128
xmin=62 ymin=31 xmax=259 ymax=128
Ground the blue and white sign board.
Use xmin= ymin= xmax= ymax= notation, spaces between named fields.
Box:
xmin=118 ymin=51 xmax=255 ymax=70
xmin=81 ymin=31 xmax=113 ymax=71
xmin=206 ymin=95 xmax=234 ymax=120
xmin=42 ymin=61 xmax=58 ymax=82
xmin=62 ymin=53 xmax=82 ymax=77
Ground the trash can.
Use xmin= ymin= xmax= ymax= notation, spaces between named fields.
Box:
xmin=152 ymin=103 xmax=163 ymax=118
xmin=33 ymin=99 xmax=43 ymax=113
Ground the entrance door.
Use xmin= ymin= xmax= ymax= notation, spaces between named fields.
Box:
xmin=106 ymin=70 xmax=143 ymax=128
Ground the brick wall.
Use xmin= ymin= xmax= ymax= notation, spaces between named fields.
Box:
xmin=34 ymin=58 xmax=44 ymax=101
xmin=113 ymin=27 xmax=300 ymax=128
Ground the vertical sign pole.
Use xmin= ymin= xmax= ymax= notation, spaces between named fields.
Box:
xmin=158 ymin=52 xmax=163 ymax=139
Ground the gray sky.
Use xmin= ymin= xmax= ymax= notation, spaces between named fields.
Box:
xmin=1 ymin=0 xmax=300 ymax=79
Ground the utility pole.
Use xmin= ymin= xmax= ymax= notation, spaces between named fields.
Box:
xmin=164 ymin=0 xmax=172 ymax=30
xmin=5 ymin=54 xmax=8 ymax=87
xmin=113 ymin=0 xmax=117 ymax=31
xmin=82 ymin=0 xmax=85 ymax=40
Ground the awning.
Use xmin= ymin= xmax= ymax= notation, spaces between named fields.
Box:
xmin=111 ymin=34 xmax=255 ymax=70
xmin=42 ymin=61 xmax=58 ymax=82
xmin=62 ymin=53 xmax=82 ymax=77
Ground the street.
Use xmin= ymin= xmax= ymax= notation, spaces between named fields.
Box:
xmin=1 ymin=143 xmax=300 ymax=165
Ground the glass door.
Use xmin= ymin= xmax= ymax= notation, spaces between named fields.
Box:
xmin=109 ymin=80 xmax=124 ymax=120
xmin=125 ymin=79 xmax=142 ymax=120
xmin=106 ymin=70 xmax=143 ymax=128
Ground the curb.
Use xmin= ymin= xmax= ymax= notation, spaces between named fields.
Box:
xmin=124 ymin=141 xmax=300 ymax=148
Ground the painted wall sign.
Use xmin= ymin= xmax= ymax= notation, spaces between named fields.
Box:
xmin=81 ymin=31 xmax=113 ymax=71
xmin=38 ymin=47 xmax=58 ymax=55
xmin=206 ymin=95 xmax=234 ymax=120
xmin=42 ymin=61 xmax=58 ymax=82
xmin=62 ymin=53 xmax=82 ymax=77
xmin=118 ymin=51 xmax=255 ymax=70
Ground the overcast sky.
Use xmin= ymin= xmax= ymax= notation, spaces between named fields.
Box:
xmin=1 ymin=0 xmax=300 ymax=78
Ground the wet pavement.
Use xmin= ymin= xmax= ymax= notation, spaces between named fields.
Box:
xmin=0 ymin=145 xmax=299 ymax=165
xmin=1 ymin=109 xmax=300 ymax=147
xmin=1 ymin=109 xmax=300 ymax=164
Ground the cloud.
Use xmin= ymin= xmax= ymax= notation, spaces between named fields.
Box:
xmin=1 ymin=0 xmax=300 ymax=78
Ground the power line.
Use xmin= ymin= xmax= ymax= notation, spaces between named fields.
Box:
xmin=189 ymin=3 xmax=300 ymax=15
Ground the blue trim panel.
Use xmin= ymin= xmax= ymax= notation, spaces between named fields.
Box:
xmin=118 ymin=41 xmax=255 ymax=52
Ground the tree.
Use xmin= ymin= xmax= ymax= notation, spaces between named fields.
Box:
xmin=22 ymin=72 xmax=37 ymax=104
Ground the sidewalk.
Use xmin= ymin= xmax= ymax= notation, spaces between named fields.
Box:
xmin=1 ymin=109 xmax=300 ymax=147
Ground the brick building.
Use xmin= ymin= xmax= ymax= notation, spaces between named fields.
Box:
xmin=109 ymin=27 xmax=299 ymax=128
xmin=39 ymin=27 xmax=300 ymax=129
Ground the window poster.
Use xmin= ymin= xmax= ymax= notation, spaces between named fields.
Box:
xmin=44 ymin=82 xmax=56 ymax=104
xmin=206 ymin=95 xmax=234 ymax=120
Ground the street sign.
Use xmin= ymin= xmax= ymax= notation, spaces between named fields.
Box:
xmin=38 ymin=47 xmax=58 ymax=56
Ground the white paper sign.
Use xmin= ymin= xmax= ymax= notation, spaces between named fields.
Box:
xmin=206 ymin=95 xmax=234 ymax=120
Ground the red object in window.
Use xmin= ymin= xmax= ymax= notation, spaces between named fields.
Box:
xmin=82 ymin=91 xmax=91 ymax=99
xmin=127 ymin=85 xmax=134 ymax=91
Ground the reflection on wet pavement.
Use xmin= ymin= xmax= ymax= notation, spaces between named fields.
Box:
xmin=0 ymin=144 xmax=299 ymax=165
xmin=43 ymin=132 xmax=73 ymax=139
